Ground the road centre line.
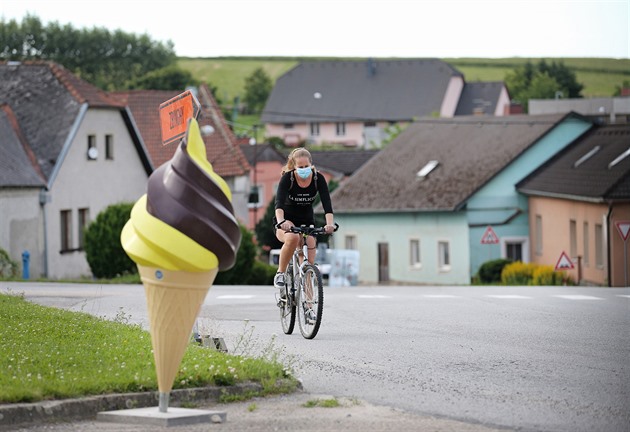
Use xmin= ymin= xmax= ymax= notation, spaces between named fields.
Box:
xmin=357 ymin=295 xmax=392 ymax=299
xmin=485 ymin=295 xmax=533 ymax=299
xmin=552 ymin=295 xmax=604 ymax=300
xmin=616 ymin=295 xmax=630 ymax=298
xmin=423 ymin=294 xmax=462 ymax=298
xmin=216 ymin=295 xmax=255 ymax=299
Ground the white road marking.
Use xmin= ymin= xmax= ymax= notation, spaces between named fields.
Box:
xmin=485 ymin=295 xmax=532 ymax=299
xmin=216 ymin=295 xmax=255 ymax=299
xmin=358 ymin=295 xmax=392 ymax=299
xmin=553 ymin=295 xmax=604 ymax=300
xmin=616 ymin=295 xmax=630 ymax=298
xmin=423 ymin=295 xmax=462 ymax=298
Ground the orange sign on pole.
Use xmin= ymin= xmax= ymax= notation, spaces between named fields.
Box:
xmin=159 ymin=91 xmax=201 ymax=146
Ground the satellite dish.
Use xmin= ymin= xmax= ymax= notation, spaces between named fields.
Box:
xmin=88 ymin=147 xmax=98 ymax=160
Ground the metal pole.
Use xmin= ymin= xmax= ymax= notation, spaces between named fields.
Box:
xmin=625 ymin=241 xmax=628 ymax=287
xmin=159 ymin=392 xmax=169 ymax=413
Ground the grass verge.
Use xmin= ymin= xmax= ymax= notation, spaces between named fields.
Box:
xmin=0 ymin=292 xmax=297 ymax=404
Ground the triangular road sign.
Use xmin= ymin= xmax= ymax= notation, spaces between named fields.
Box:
xmin=615 ymin=221 xmax=630 ymax=242
xmin=480 ymin=226 xmax=500 ymax=244
xmin=555 ymin=251 xmax=574 ymax=271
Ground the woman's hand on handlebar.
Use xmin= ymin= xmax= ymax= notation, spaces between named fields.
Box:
xmin=276 ymin=220 xmax=294 ymax=232
xmin=324 ymin=224 xmax=335 ymax=234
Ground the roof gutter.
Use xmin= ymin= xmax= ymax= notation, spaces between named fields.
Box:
xmin=517 ymin=188 xmax=605 ymax=204
xmin=47 ymin=103 xmax=88 ymax=189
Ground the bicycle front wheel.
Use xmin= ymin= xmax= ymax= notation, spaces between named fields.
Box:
xmin=280 ymin=264 xmax=296 ymax=334
xmin=297 ymin=264 xmax=323 ymax=339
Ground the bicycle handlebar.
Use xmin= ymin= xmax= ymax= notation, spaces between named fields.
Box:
xmin=275 ymin=222 xmax=339 ymax=235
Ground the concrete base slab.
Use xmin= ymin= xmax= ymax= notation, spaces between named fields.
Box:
xmin=97 ymin=407 xmax=227 ymax=427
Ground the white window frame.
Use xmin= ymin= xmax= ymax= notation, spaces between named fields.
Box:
xmin=501 ymin=236 xmax=530 ymax=263
xmin=345 ymin=234 xmax=357 ymax=250
xmin=335 ymin=122 xmax=346 ymax=136
xmin=409 ymin=238 xmax=421 ymax=269
xmin=310 ymin=122 xmax=320 ymax=136
xmin=437 ymin=240 xmax=450 ymax=272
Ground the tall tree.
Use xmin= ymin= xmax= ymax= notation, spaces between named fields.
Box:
xmin=505 ymin=60 xmax=583 ymax=112
xmin=0 ymin=14 xmax=176 ymax=90
xmin=243 ymin=67 xmax=272 ymax=114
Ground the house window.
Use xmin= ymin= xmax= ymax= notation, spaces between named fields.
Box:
xmin=105 ymin=134 xmax=113 ymax=160
xmin=78 ymin=208 xmax=89 ymax=250
xmin=570 ymin=219 xmax=577 ymax=258
xmin=438 ymin=241 xmax=450 ymax=270
xmin=335 ymin=122 xmax=346 ymax=136
xmin=364 ymin=121 xmax=376 ymax=127
xmin=87 ymin=135 xmax=97 ymax=160
xmin=247 ymin=185 xmax=264 ymax=208
xmin=583 ymin=222 xmax=589 ymax=266
xmin=535 ymin=215 xmax=543 ymax=255
xmin=505 ymin=242 xmax=523 ymax=261
xmin=283 ymin=123 xmax=294 ymax=129
xmin=310 ymin=122 xmax=320 ymax=136
xmin=410 ymin=239 xmax=421 ymax=267
xmin=345 ymin=235 xmax=357 ymax=250
xmin=595 ymin=224 xmax=603 ymax=268
xmin=60 ymin=210 xmax=72 ymax=252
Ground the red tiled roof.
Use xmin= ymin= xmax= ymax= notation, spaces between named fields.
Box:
xmin=112 ymin=88 xmax=249 ymax=177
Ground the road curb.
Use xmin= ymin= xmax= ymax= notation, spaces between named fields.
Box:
xmin=0 ymin=380 xmax=301 ymax=429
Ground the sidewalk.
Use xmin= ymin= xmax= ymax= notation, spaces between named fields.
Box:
xmin=4 ymin=386 xmax=508 ymax=432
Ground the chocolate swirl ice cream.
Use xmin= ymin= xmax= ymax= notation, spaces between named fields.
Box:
xmin=121 ymin=118 xmax=241 ymax=272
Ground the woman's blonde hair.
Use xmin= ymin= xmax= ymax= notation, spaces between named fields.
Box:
xmin=281 ymin=147 xmax=316 ymax=175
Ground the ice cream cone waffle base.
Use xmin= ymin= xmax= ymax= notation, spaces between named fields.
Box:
xmin=138 ymin=265 xmax=218 ymax=394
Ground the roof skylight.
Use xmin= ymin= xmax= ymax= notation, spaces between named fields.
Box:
xmin=417 ymin=160 xmax=439 ymax=179
xmin=573 ymin=146 xmax=600 ymax=168
xmin=609 ymin=147 xmax=630 ymax=169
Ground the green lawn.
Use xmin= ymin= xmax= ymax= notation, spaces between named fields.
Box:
xmin=0 ymin=292 xmax=296 ymax=403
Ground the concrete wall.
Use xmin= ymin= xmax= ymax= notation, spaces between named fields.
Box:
xmin=0 ymin=188 xmax=44 ymax=278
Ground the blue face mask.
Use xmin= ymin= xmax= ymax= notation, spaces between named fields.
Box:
xmin=296 ymin=167 xmax=312 ymax=179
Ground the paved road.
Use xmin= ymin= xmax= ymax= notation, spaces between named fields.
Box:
xmin=3 ymin=282 xmax=629 ymax=432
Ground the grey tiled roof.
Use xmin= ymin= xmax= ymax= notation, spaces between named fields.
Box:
xmin=0 ymin=61 xmax=128 ymax=183
xmin=239 ymin=143 xmax=286 ymax=165
xmin=517 ymin=124 xmax=630 ymax=201
xmin=0 ymin=105 xmax=45 ymax=187
xmin=454 ymin=81 xmax=505 ymax=116
xmin=311 ymin=150 xmax=379 ymax=176
xmin=262 ymin=59 xmax=462 ymax=123
xmin=331 ymin=113 xmax=573 ymax=212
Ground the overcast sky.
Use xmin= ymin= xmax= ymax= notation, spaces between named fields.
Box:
xmin=2 ymin=0 xmax=628 ymax=59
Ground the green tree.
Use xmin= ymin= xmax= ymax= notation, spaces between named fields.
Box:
xmin=255 ymin=196 xmax=284 ymax=254
xmin=505 ymin=60 xmax=583 ymax=112
xmin=243 ymin=67 xmax=272 ymax=114
xmin=0 ymin=14 xmax=176 ymax=90
xmin=84 ymin=203 xmax=136 ymax=279
xmin=126 ymin=65 xmax=199 ymax=90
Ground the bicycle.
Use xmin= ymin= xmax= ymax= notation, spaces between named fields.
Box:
xmin=275 ymin=223 xmax=339 ymax=339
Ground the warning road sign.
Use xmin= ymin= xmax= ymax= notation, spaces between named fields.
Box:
xmin=480 ymin=226 xmax=500 ymax=244
xmin=159 ymin=90 xmax=201 ymax=146
xmin=615 ymin=221 xmax=630 ymax=242
xmin=555 ymin=251 xmax=574 ymax=271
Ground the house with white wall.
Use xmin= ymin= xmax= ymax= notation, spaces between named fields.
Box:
xmin=0 ymin=61 xmax=152 ymax=279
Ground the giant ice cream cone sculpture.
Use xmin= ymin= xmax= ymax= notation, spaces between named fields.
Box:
xmin=121 ymin=118 xmax=241 ymax=412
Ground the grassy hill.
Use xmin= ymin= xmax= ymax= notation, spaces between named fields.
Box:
xmin=177 ymin=56 xmax=630 ymax=105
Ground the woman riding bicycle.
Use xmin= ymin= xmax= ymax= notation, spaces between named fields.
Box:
xmin=273 ymin=148 xmax=335 ymax=294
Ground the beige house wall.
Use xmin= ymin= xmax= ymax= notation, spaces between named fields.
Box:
xmin=529 ymin=197 xmax=630 ymax=286
xmin=529 ymin=197 xmax=608 ymax=285
xmin=440 ymin=76 xmax=465 ymax=117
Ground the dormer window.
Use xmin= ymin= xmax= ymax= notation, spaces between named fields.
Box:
xmin=573 ymin=146 xmax=600 ymax=168
xmin=417 ymin=160 xmax=439 ymax=180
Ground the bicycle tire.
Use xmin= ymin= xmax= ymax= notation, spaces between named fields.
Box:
xmin=297 ymin=263 xmax=324 ymax=339
xmin=280 ymin=264 xmax=296 ymax=334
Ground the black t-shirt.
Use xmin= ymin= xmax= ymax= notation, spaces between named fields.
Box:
xmin=275 ymin=170 xmax=334 ymax=226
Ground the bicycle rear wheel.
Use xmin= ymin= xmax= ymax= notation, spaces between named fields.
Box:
xmin=280 ymin=264 xmax=296 ymax=334
xmin=297 ymin=263 xmax=323 ymax=339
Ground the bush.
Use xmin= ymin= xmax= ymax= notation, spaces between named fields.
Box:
xmin=0 ymin=248 xmax=19 ymax=279
xmin=215 ymin=224 xmax=255 ymax=285
xmin=478 ymin=258 xmax=513 ymax=283
xmin=532 ymin=265 xmax=568 ymax=286
xmin=84 ymin=203 xmax=136 ymax=279
xmin=501 ymin=261 xmax=538 ymax=285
